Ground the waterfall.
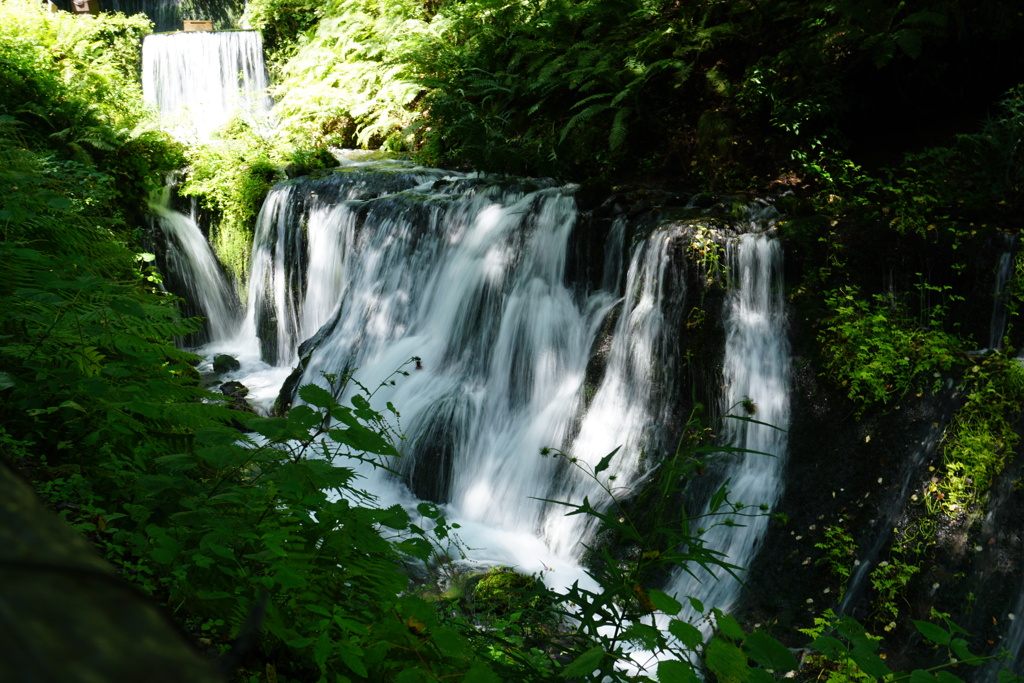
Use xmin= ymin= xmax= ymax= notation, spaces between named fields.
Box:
xmin=989 ymin=233 xmax=1018 ymax=351
xmin=283 ymin=173 xmax=613 ymax=537
xmin=542 ymin=224 xmax=680 ymax=557
xmin=240 ymin=166 xmax=447 ymax=366
xmin=166 ymin=160 xmax=794 ymax=607
xmin=142 ymin=31 xmax=272 ymax=140
xmin=665 ymin=232 xmax=791 ymax=617
xmin=150 ymin=190 xmax=241 ymax=342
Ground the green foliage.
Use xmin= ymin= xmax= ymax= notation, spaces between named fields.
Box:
xmin=876 ymin=85 xmax=1024 ymax=237
xmin=248 ymin=0 xmax=429 ymax=151
xmin=0 ymin=0 xmax=182 ymax=209
xmin=818 ymin=285 xmax=963 ymax=413
xmin=816 ymin=518 xmax=857 ymax=593
xmin=245 ymin=0 xmax=1024 ymax=182
xmin=245 ymin=0 xmax=324 ymax=73
xmin=473 ymin=568 xmax=543 ymax=614
xmin=180 ymin=126 xmax=284 ymax=293
xmin=934 ymin=351 xmax=1024 ymax=515
xmin=869 ymin=555 xmax=921 ymax=630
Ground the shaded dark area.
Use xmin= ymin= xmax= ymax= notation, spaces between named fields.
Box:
xmin=0 ymin=458 xmax=222 ymax=683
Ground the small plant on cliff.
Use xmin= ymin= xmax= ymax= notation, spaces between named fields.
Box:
xmin=819 ymin=285 xmax=963 ymax=413
xmin=935 ymin=350 xmax=1024 ymax=515
xmin=816 ymin=517 xmax=858 ymax=597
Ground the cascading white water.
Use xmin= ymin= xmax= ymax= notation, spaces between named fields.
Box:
xmin=543 ymin=224 xmax=679 ymax=557
xmin=665 ymin=232 xmax=791 ymax=617
xmin=240 ymin=166 xmax=445 ymax=366
xmin=178 ymin=161 xmax=792 ymax=606
xmin=142 ymin=31 xmax=272 ymax=140
xmin=283 ymin=176 xmax=615 ymax=537
xmin=150 ymin=191 xmax=240 ymax=341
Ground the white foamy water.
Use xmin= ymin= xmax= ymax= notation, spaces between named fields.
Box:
xmin=142 ymin=30 xmax=272 ymax=139
xmin=663 ymin=232 xmax=791 ymax=620
xmin=166 ymin=165 xmax=792 ymax=643
xmin=150 ymin=189 xmax=240 ymax=342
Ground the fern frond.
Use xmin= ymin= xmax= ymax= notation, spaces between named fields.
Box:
xmin=609 ymin=107 xmax=630 ymax=150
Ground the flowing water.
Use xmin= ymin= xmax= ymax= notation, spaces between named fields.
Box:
xmin=150 ymin=189 xmax=241 ymax=342
xmin=663 ymin=230 xmax=792 ymax=618
xmin=168 ymin=161 xmax=794 ymax=607
xmin=989 ymin=233 xmax=1018 ymax=351
xmin=142 ymin=30 xmax=272 ymax=139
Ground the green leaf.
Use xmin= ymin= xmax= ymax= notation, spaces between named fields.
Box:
xmin=688 ymin=596 xmax=705 ymax=613
xmin=463 ymin=663 xmax=500 ymax=683
xmin=996 ymin=669 xmax=1020 ymax=683
xmin=950 ymin=637 xmax=978 ymax=664
xmin=648 ymin=588 xmax=682 ymax=615
xmin=196 ymin=426 xmax=243 ymax=446
xmin=299 ymin=383 xmax=335 ymax=408
xmin=248 ymin=416 xmax=290 ymax=440
xmin=622 ymin=622 xmax=662 ymax=649
xmin=910 ymin=670 xmax=935 ymax=683
xmin=849 ymin=646 xmax=892 ymax=678
xmin=417 ymin=502 xmax=440 ymax=518
xmin=658 ymin=659 xmax=698 ymax=683
xmin=809 ymin=635 xmax=848 ymax=659
xmin=336 ymin=639 xmax=368 ymax=677
xmin=396 ymin=668 xmax=430 ymax=683
xmin=0 ymin=371 xmax=15 ymax=389
xmin=110 ymin=298 xmax=146 ymax=318
xmin=432 ymin=626 xmax=470 ymax=656
xmin=328 ymin=424 xmax=398 ymax=455
xmin=935 ymin=672 xmax=965 ymax=683
xmin=594 ymin=446 xmax=620 ymax=475
xmin=669 ymin=618 xmax=704 ymax=649
xmin=287 ymin=404 xmax=321 ymax=431
xmin=378 ymin=504 xmax=410 ymax=530
xmin=715 ymin=611 xmax=745 ymax=641
xmin=561 ymin=646 xmax=604 ymax=677
xmin=913 ymin=619 xmax=951 ymax=646
xmin=706 ymin=637 xmax=750 ymax=683
xmin=743 ymin=631 xmax=798 ymax=672
xmin=709 ymin=484 xmax=728 ymax=512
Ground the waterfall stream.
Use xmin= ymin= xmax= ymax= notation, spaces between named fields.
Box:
xmin=989 ymin=233 xmax=1018 ymax=351
xmin=164 ymin=161 xmax=794 ymax=607
xmin=150 ymin=190 xmax=240 ymax=342
xmin=142 ymin=30 xmax=272 ymax=139
xmin=665 ymin=231 xmax=792 ymax=618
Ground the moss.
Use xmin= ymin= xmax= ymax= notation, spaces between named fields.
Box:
xmin=472 ymin=568 xmax=541 ymax=615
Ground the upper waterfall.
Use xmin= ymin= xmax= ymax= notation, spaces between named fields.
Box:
xmin=142 ymin=30 xmax=272 ymax=140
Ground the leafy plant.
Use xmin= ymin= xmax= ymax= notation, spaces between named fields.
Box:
xmin=818 ymin=285 xmax=963 ymax=413
xmin=934 ymin=351 xmax=1024 ymax=515
xmin=816 ymin=517 xmax=857 ymax=595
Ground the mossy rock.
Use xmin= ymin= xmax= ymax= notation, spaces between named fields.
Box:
xmin=213 ymin=354 xmax=241 ymax=374
xmin=472 ymin=568 xmax=541 ymax=614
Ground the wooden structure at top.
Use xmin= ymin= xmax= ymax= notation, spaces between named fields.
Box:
xmin=183 ymin=20 xmax=215 ymax=31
